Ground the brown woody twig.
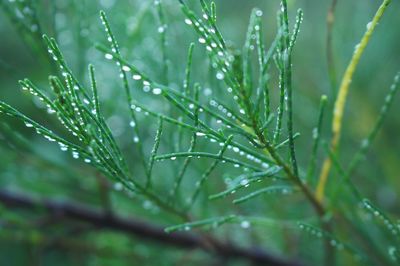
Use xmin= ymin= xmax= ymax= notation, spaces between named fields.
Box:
xmin=0 ymin=190 xmax=302 ymax=266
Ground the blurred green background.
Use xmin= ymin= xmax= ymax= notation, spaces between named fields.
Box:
xmin=0 ymin=0 xmax=399 ymax=265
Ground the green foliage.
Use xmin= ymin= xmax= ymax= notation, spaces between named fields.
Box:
xmin=0 ymin=0 xmax=399 ymax=265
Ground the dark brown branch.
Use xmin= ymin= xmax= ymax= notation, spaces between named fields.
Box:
xmin=0 ymin=190 xmax=302 ymax=266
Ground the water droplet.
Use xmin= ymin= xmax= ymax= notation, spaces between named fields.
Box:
xmin=60 ymin=145 xmax=68 ymax=152
xmin=47 ymin=108 xmax=56 ymax=114
xmin=132 ymin=74 xmax=142 ymax=80
xmin=198 ymin=37 xmax=206 ymax=44
xmin=44 ymin=135 xmax=56 ymax=142
xmin=72 ymin=151 xmax=79 ymax=159
xmin=171 ymin=156 xmax=177 ymax=161
xmin=216 ymin=72 xmax=224 ymax=80
xmin=133 ymin=136 xmax=140 ymax=143
xmin=84 ymin=158 xmax=91 ymax=163
xmin=105 ymin=53 xmax=113 ymax=60
xmin=240 ymin=179 xmax=249 ymax=186
xmin=234 ymin=164 xmax=240 ymax=168
xmin=25 ymin=122 xmax=34 ymax=128
xmin=158 ymin=26 xmax=165 ymax=33
xmin=196 ymin=132 xmax=206 ymax=137
xmin=312 ymin=128 xmax=318 ymax=139
xmin=184 ymin=18 xmax=192 ymax=25
xmin=152 ymin=88 xmax=162 ymax=95
xmin=129 ymin=121 xmax=136 ymax=127
xmin=122 ymin=65 xmax=131 ymax=71
xmin=255 ymin=10 xmax=263 ymax=17
xmin=366 ymin=22 xmax=373 ymax=30
xmin=240 ymin=221 xmax=251 ymax=229
xmin=114 ymin=182 xmax=123 ymax=191
xmin=142 ymin=200 xmax=153 ymax=210
xmin=361 ymin=139 xmax=369 ymax=148
xmin=204 ymin=88 xmax=212 ymax=96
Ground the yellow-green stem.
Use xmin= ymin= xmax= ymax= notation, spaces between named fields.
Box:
xmin=316 ymin=0 xmax=392 ymax=202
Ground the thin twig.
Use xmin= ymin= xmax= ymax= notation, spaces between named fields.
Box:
xmin=326 ymin=0 xmax=338 ymax=95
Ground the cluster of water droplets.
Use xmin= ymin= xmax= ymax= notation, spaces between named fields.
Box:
xmin=182 ymin=11 xmax=239 ymax=89
xmin=130 ymin=104 xmax=151 ymax=117
xmin=24 ymin=60 xmax=107 ymax=166
xmin=388 ymin=246 xmax=400 ymax=262
xmin=209 ymin=100 xmax=235 ymax=119
xmin=298 ymin=223 xmax=344 ymax=250
xmin=7 ymin=0 xmax=39 ymax=32
xmin=118 ymin=64 xmax=164 ymax=96
xmin=362 ymin=200 xmax=399 ymax=237
xmin=194 ymin=129 xmax=271 ymax=170
xmin=22 ymin=81 xmax=59 ymax=116
xmin=22 ymin=111 xmax=96 ymax=164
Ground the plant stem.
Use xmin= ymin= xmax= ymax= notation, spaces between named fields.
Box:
xmin=281 ymin=0 xmax=299 ymax=177
xmin=326 ymin=0 xmax=338 ymax=95
xmin=316 ymin=0 xmax=392 ymax=203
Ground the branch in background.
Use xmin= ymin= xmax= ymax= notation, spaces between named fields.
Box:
xmin=326 ymin=0 xmax=338 ymax=95
xmin=316 ymin=0 xmax=392 ymax=202
xmin=0 ymin=190 xmax=301 ymax=266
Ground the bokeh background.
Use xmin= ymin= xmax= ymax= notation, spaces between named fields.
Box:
xmin=0 ymin=0 xmax=399 ymax=265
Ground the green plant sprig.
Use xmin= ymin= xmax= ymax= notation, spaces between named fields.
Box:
xmin=185 ymin=135 xmax=233 ymax=209
xmin=208 ymin=167 xmax=284 ymax=200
